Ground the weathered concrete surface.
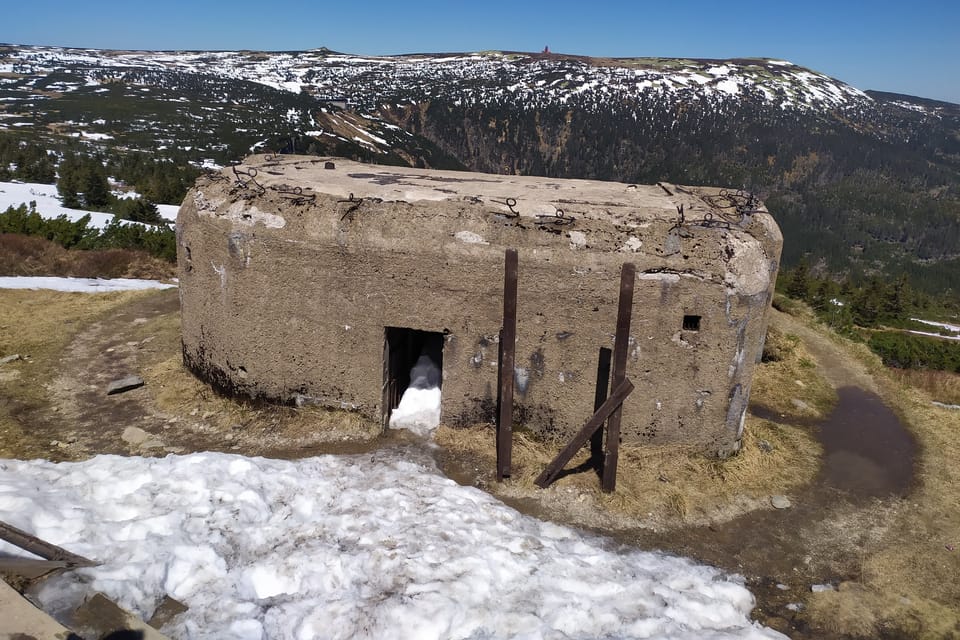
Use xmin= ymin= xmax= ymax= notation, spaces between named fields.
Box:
xmin=0 ymin=578 xmax=73 ymax=640
xmin=177 ymin=155 xmax=781 ymax=454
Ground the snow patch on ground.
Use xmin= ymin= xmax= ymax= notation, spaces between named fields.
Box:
xmin=911 ymin=318 xmax=960 ymax=333
xmin=0 ymin=452 xmax=784 ymax=640
xmin=0 ymin=181 xmax=175 ymax=228
xmin=389 ymin=355 xmax=442 ymax=436
xmin=0 ymin=276 xmax=176 ymax=292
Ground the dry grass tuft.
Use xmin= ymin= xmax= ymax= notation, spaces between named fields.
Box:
xmin=144 ymin=354 xmax=380 ymax=447
xmin=806 ymin=581 xmax=960 ymax=639
xmin=436 ymin=410 xmax=820 ymax=528
xmin=806 ymin=584 xmax=880 ymax=638
xmin=888 ymin=367 xmax=960 ymax=405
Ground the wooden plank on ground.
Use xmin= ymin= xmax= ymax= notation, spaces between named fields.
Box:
xmin=534 ymin=377 xmax=634 ymax=488
xmin=0 ymin=520 xmax=97 ymax=568
xmin=0 ymin=558 xmax=70 ymax=579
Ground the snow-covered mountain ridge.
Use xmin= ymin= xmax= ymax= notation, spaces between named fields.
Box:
xmin=2 ymin=44 xmax=883 ymax=116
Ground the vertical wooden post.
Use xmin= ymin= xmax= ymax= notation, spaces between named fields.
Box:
xmin=497 ymin=248 xmax=519 ymax=480
xmin=590 ymin=347 xmax=612 ymax=467
xmin=602 ymin=262 xmax=636 ymax=493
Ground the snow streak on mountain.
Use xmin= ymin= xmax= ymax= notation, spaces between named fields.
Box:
xmin=4 ymin=45 xmax=878 ymax=116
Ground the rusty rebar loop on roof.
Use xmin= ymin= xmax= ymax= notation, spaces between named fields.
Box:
xmin=490 ymin=197 xmax=520 ymax=218
xmin=701 ymin=188 xmax=761 ymax=222
xmin=338 ymin=192 xmax=364 ymax=220
xmin=670 ymin=200 xmax=748 ymax=231
xmin=232 ymin=166 xmax=266 ymax=196
xmin=535 ymin=207 xmax=576 ymax=229
xmin=271 ymin=184 xmax=317 ymax=205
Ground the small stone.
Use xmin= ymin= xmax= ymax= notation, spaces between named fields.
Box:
xmin=121 ymin=426 xmax=151 ymax=445
xmin=776 ymin=583 xmax=790 ymax=591
xmin=0 ymin=354 xmax=22 ymax=366
xmin=107 ymin=375 xmax=145 ymax=395
xmin=791 ymin=398 xmax=811 ymax=412
xmin=794 ymin=379 xmax=806 ymax=388
xmin=786 ymin=603 xmax=804 ymax=612
xmin=771 ymin=495 xmax=792 ymax=509
xmin=811 ymin=584 xmax=835 ymax=593
xmin=757 ymin=439 xmax=774 ymax=453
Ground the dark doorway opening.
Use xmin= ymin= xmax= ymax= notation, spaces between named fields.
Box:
xmin=383 ymin=327 xmax=444 ymax=426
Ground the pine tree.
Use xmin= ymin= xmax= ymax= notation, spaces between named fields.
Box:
xmin=786 ymin=257 xmax=811 ymax=300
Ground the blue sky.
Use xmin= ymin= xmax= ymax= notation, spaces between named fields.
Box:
xmin=3 ymin=0 xmax=958 ymax=103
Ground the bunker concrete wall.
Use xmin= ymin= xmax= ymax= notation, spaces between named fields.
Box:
xmin=177 ymin=156 xmax=781 ymax=454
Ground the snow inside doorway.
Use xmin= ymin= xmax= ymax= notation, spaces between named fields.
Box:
xmin=384 ymin=327 xmax=443 ymax=436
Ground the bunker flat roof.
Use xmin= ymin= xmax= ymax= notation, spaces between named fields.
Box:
xmin=231 ymin=154 xmax=767 ymax=226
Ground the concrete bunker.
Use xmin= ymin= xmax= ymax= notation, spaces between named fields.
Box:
xmin=176 ymin=155 xmax=782 ymax=455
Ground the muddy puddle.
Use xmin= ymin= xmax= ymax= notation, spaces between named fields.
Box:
xmin=754 ymin=386 xmax=915 ymax=499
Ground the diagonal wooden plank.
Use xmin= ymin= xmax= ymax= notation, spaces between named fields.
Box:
xmin=0 ymin=520 xmax=98 ymax=568
xmin=534 ymin=377 xmax=634 ymax=488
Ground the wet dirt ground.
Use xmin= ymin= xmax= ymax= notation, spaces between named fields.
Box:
xmin=4 ymin=292 xmax=921 ymax=639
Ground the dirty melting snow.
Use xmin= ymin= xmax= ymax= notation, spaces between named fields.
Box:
xmin=0 ymin=276 xmax=176 ymax=292
xmin=0 ymin=452 xmax=784 ymax=640
xmin=389 ymin=354 xmax=442 ymax=437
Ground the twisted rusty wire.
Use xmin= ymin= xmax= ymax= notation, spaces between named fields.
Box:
xmin=535 ymin=207 xmax=575 ymax=230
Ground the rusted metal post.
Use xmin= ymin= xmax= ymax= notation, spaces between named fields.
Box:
xmin=590 ymin=347 xmax=612 ymax=467
xmin=602 ymin=262 xmax=636 ymax=493
xmin=534 ymin=377 xmax=634 ymax=488
xmin=497 ymin=248 xmax=518 ymax=480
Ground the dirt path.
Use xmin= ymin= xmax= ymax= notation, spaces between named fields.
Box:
xmin=771 ymin=309 xmax=879 ymax=393
xmin=43 ymin=289 xmax=182 ymax=457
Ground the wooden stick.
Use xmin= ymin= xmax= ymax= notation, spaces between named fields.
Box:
xmin=590 ymin=347 xmax=612 ymax=466
xmin=0 ymin=520 xmax=97 ymax=567
xmin=602 ymin=262 xmax=636 ymax=493
xmin=497 ymin=248 xmax=518 ymax=480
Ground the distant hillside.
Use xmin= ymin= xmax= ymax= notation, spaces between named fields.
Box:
xmin=1 ymin=44 xmax=958 ymax=297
